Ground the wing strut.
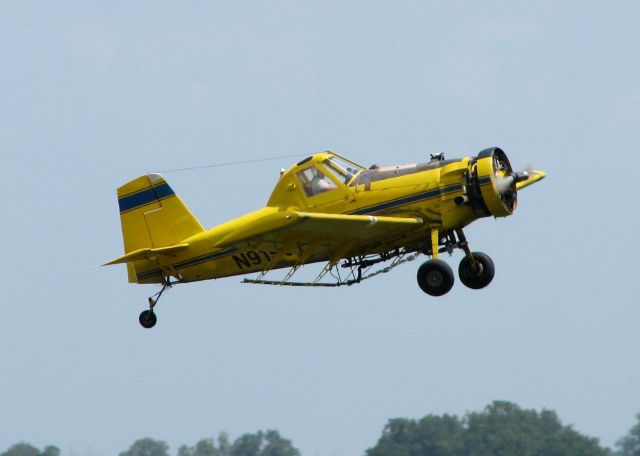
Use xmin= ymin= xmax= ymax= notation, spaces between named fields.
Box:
xmin=269 ymin=239 xmax=327 ymax=284
xmin=312 ymin=241 xmax=356 ymax=284
xmin=253 ymin=239 xmax=299 ymax=281
xmin=242 ymin=248 xmax=421 ymax=287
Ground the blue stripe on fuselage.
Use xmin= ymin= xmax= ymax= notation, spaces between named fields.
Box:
xmin=349 ymin=184 xmax=462 ymax=215
xmin=135 ymin=247 xmax=239 ymax=281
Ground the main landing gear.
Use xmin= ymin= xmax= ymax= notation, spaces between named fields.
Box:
xmin=416 ymin=228 xmax=495 ymax=296
xmin=417 ymin=260 xmax=454 ymax=296
xmin=139 ymin=280 xmax=171 ymax=329
xmin=458 ymin=251 xmax=494 ymax=289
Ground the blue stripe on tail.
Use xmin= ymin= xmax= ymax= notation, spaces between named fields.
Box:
xmin=118 ymin=182 xmax=175 ymax=213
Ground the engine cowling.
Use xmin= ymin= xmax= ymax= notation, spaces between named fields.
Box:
xmin=472 ymin=147 xmax=517 ymax=217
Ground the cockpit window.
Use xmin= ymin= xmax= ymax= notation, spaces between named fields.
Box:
xmin=323 ymin=156 xmax=365 ymax=186
xmin=352 ymin=159 xmax=459 ymax=187
xmin=297 ymin=166 xmax=337 ymax=197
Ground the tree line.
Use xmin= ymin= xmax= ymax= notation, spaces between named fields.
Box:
xmin=366 ymin=401 xmax=640 ymax=456
xmin=2 ymin=401 xmax=640 ymax=455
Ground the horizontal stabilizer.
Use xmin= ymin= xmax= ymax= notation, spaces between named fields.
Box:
xmin=103 ymin=244 xmax=189 ymax=266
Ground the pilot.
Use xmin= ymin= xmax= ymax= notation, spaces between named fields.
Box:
xmin=310 ymin=167 xmax=337 ymax=194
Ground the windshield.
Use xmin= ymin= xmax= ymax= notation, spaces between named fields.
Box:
xmin=323 ymin=156 xmax=365 ymax=186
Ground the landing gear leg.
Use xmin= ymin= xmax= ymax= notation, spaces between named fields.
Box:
xmin=456 ymin=228 xmax=495 ymax=289
xmin=139 ymin=280 xmax=171 ymax=329
xmin=456 ymin=229 xmax=477 ymax=270
xmin=417 ymin=228 xmax=455 ymax=296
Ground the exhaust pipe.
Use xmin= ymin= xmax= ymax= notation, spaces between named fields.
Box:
xmin=454 ymin=195 xmax=469 ymax=206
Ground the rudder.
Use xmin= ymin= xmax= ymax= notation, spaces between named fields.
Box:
xmin=117 ymin=173 xmax=204 ymax=254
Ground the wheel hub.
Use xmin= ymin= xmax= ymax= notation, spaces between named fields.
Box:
xmin=426 ymin=270 xmax=443 ymax=287
xmin=470 ymin=262 xmax=484 ymax=276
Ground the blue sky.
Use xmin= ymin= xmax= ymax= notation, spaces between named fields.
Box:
xmin=2 ymin=1 xmax=639 ymax=455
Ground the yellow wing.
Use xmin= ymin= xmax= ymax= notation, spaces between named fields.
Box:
xmin=215 ymin=210 xmax=424 ymax=263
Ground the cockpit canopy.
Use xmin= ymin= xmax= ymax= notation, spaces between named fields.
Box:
xmin=296 ymin=155 xmax=365 ymax=197
xmin=267 ymin=151 xmax=459 ymax=209
xmin=351 ymin=159 xmax=458 ymax=188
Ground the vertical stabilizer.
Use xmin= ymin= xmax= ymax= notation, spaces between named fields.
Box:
xmin=117 ymin=174 xmax=204 ymax=253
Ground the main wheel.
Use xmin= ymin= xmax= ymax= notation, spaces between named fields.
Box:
xmin=417 ymin=259 xmax=455 ymax=296
xmin=458 ymin=252 xmax=495 ymax=289
xmin=139 ymin=310 xmax=157 ymax=329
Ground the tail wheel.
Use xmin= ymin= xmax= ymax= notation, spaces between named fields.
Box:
xmin=417 ymin=259 xmax=455 ymax=296
xmin=458 ymin=252 xmax=495 ymax=289
xmin=139 ymin=310 xmax=157 ymax=329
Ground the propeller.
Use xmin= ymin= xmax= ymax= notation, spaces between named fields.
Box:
xmin=473 ymin=147 xmax=545 ymax=217
xmin=496 ymin=165 xmax=535 ymax=193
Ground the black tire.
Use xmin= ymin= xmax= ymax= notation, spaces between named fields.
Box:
xmin=458 ymin=252 xmax=495 ymax=289
xmin=417 ymin=259 xmax=455 ymax=296
xmin=139 ymin=310 xmax=157 ymax=329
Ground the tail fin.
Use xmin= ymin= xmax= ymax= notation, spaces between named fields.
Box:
xmin=116 ymin=173 xmax=205 ymax=253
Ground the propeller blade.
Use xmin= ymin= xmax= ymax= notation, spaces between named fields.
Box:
xmin=496 ymin=174 xmax=515 ymax=193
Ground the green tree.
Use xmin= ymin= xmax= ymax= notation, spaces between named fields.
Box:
xmin=180 ymin=431 xmax=299 ymax=456
xmin=230 ymin=432 xmax=263 ymax=456
xmin=0 ymin=444 xmax=59 ymax=456
xmin=366 ymin=401 xmax=611 ymax=456
xmin=0 ymin=443 xmax=41 ymax=456
xmin=119 ymin=438 xmax=170 ymax=456
xmin=193 ymin=439 xmax=219 ymax=456
xmin=463 ymin=401 xmax=609 ymax=456
xmin=177 ymin=445 xmax=194 ymax=456
xmin=260 ymin=430 xmax=300 ymax=456
xmin=617 ymin=413 xmax=640 ymax=456
xmin=218 ymin=433 xmax=231 ymax=456
xmin=178 ymin=433 xmax=232 ymax=456
xmin=40 ymin=447 xmax=60 ymax=456
xmin=366 ymin=415 xmax=464 ymax=456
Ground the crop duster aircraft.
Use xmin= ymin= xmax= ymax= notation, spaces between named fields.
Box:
xmin=105 ymin=147 xmax=544 ymax=328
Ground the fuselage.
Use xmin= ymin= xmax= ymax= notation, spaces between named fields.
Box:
xmin=133 ymin=151 xmax=491 ymax=284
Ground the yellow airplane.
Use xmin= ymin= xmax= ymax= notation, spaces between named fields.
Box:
xmin=104 ymin=147 xmax=544 ymax=328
